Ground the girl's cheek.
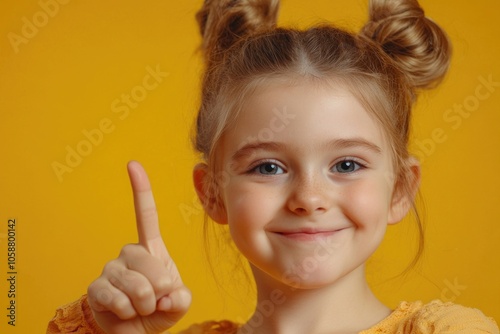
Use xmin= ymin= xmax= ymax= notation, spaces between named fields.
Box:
xmin=340 ymin=179 xmax=391 ymax=226
xmin=225 ymin=183 xmax=276 ymax=225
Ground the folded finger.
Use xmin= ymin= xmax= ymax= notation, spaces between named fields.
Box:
xmin=120 ymin=244 xmax=178 ymax=298
xmin=157 ymin=285 xmax=192 ymax=313
xmin=88 ymin=278 xmax=137 ymax=320
xmin=107 ymin=268 xmax=157 ymax=316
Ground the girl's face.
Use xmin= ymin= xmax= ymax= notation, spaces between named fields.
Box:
xmin=206 ymin=80 xmax=408 ymax=288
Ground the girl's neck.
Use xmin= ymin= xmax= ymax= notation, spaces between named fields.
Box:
xmin=239 ymin=265 xmax=391 ymax=334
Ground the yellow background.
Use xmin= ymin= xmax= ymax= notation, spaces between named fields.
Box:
xmin=1 ymin=0 xmax=499 ymax=332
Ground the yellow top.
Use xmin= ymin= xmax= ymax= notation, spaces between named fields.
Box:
xmin=47 ymin=295 xmax=499 ymax=334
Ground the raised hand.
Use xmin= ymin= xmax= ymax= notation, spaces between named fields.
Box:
xmin=87 ymin=161 xmax=191 ymax=334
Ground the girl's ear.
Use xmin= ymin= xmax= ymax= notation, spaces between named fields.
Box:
xmin=193 ymin=163 xmax=228 ymax=224
xmin=388 ymin=157 xmax=421 ymax=225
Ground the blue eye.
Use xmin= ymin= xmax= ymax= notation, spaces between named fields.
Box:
xmin=333 ymin=160 xmax=362 ymax=173
xmin=253 ymin=162 xmax=284 ymax=175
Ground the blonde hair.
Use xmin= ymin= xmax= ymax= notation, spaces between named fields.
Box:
xmin=194 ymin=0 xmax=451 ymax=270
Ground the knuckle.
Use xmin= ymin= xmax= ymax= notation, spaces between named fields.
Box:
xmin=95 ymin=288 xmax=114 ymax=307
xmin=102 ymin=261 xmax=131 ymax=287
xmin=119 ymin=243 xmax=138 ymax=258
xmin=139 ymin=205 xmax=157 ymax=220
xmin=87 ymin=282 xmax=115 ymax=312
xmin=102 ymin=259 xmax=120 ymax=274
xmin=111 ymin=297 xmax=135 ymax=320
xmin=133 ymin=284 xmax=154 ymax=301
xmin=87 ymin=280 xmax=100 ymax=297
xmin=154 ymin=276 xmax=172 ymax=293
xmin=108 ymin=269 xmax=131 ymax=289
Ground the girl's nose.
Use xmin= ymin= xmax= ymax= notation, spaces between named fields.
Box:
xmin=286 ymin=174 xmax=331 ymax=216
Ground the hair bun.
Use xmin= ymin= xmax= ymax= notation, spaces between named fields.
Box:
xmin=360 ymin=0 xmax=452 ymax=89
xmin=196 ymin=0 xmax=279 ymax=65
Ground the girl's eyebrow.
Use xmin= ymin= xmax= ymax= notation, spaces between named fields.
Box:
xmin=231 ymin=138 xmax=381 ymax=162
xmin=231 ymin=142 xmax=286 ymax=162
xmin=328 ymin=138 xmax=382 ymax=154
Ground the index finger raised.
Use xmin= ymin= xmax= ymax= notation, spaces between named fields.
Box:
xmin=127 ymin=160 xmax=165 ymax=254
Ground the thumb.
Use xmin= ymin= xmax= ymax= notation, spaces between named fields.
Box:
xmin=143 ymin=286 xmax=192 ymax=332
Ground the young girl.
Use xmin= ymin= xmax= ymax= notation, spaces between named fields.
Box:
xmin=48 ymin=0 xmax=499 ymax=333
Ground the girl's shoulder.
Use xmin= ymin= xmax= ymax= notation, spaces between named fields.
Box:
xmin=362 ymin=299 xmax=499 ymax=334
xmin=176 ymin=300 xmax=499 ymax=334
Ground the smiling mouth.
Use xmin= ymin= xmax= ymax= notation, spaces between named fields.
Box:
xmin=274 ymin=229 xmax=345 ymax=241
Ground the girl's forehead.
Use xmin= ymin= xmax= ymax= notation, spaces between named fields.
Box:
xmin=224 ymin=80 xmax=390 ymax=153
xmin=239 ymin=75 xmax=384 ymax=119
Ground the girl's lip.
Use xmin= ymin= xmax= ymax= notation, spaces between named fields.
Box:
xmin=272 ymin=228 xmax=348 ymax=241
xmin=272 ymin=227 xmax=347 ymax=234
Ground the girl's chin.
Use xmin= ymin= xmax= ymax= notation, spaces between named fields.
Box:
xmin=266 ymin=268 xmax=349 ymax=290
